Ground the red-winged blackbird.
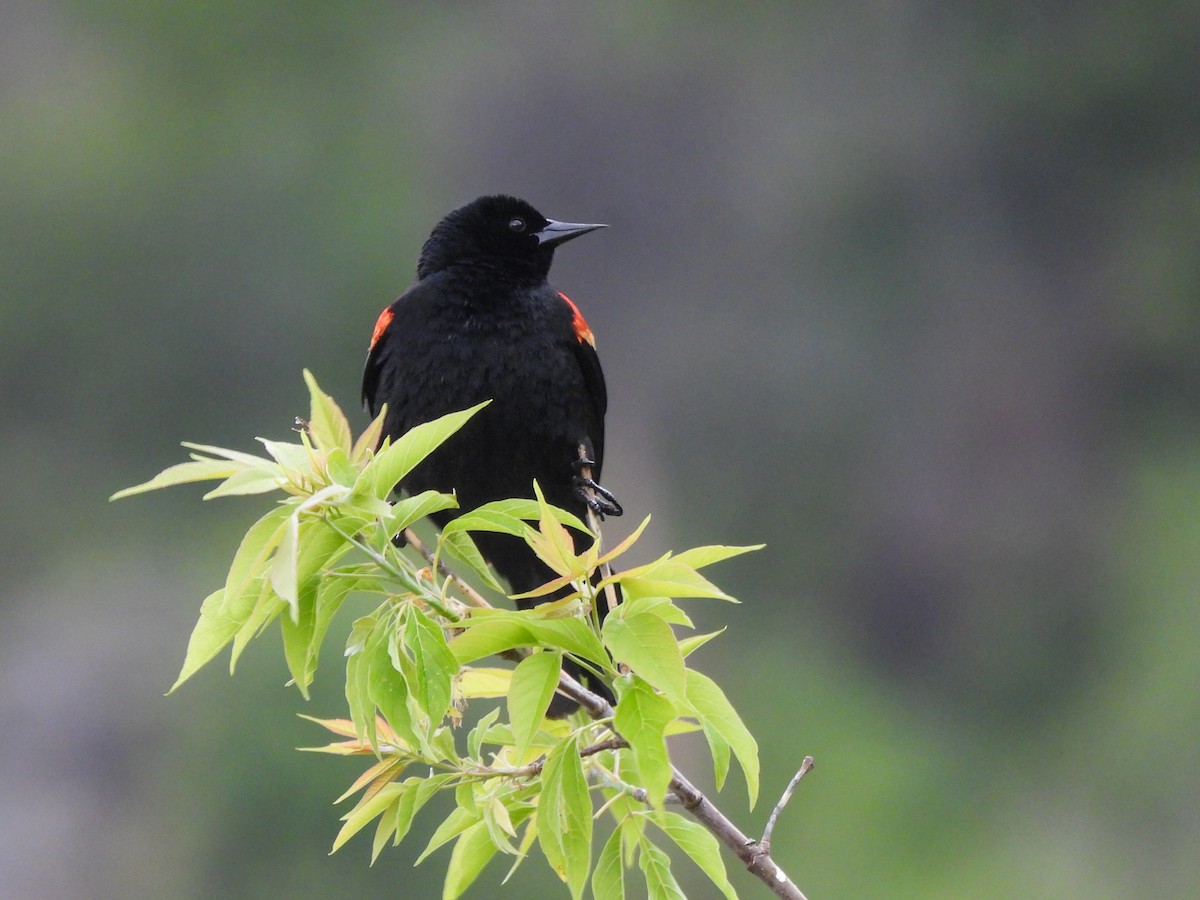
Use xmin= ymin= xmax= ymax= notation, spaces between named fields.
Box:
xmin=362 ymin=195 xmax=621 ymax=711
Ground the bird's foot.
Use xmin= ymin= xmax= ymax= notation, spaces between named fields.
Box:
xmin=572 ymin=457 xmax=623 ymax=518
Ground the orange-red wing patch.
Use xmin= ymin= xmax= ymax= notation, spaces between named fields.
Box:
xmin=557 ymin=291 xmax=595 ymax=347
xmin=369 ymin=307 xmax=394 ymax=351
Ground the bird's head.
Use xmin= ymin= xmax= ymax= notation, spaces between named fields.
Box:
xmin=417 ymin=195 xmax=605 ymax=282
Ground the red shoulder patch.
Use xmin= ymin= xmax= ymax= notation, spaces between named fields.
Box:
xmin=369 ymin=307 xmax=394 ymax=351
xmin=557 ymin=291 xmax=595 ymax=347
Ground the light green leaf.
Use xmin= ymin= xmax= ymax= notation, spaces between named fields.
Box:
xmin=678 ymin=628 xmax=725 ymax=659
xmin=201 ymin=466 xmax=286 ymax=499
xmin=390 ymin=773 xmax=455 ymax=850
xmin=702 ymin=720 xmax=731 ymax=791
xmin=269 ymin=513 xmax=301 ymax=616
xmin=303 ymin=369 xmax=353 ymax=456
xmin=508 ymin=650 xmax=562 ymax=761
xmin=221 ymin=504 xmax=291 ymax=614
xmin=439 ymin=529 xmax=505 ymax=593
xmin=110 ymin=457 xmax=241 ymax=500
xmin=613 ymin=676 xmax=675 ymax=808
xmin=332 ymin=781 xmax=406 ymax=853
xmin=650 ymin=810 xmax=738 ymax=900
xmin=345 ymin=616 xmax=380 ymax=746
xmin=441 ymin=508 xmax=532 ymax=540
xmin=448 ymin=612 xmax=529 ymax=665
xmin=450 ymin=609 xmax=609 ymax=669
xmin=369 ymin=626 xmax=418 ymax=750
xmin=467 ymin=707 xmax=501 ymax=761
xmin=686 ymin=670 xmax=759 ymax=807
xmin=602 ymin=608 xmax=687 ymax=704
xmin=403 ymin=607 xmax=458 ymax=722
xmin=520 ymin=617 xmax=610 ymax=668
xmin=181 ymin=441 xmax=280 ymax=472
xmin=445 ymin=497 xmax=590 ymax=535
xmin=416 ymin=805 xmax=481 ymax=865
xmin=442 ymin=820 xmax=498 ymax=900
xmin=280 ymin=520 xmax=355 ymax=696
xmin=457 ymin=667 xmax=513 ymax=700
xmin=257 ymin=437 xmax=313 ymax=477
xmin=351 ymin=406 xmax=388 ymax=464
xmin=386 ymin=490 xmax=458 ymax=535
xmin=669 ymin=543 xmax=764 ymax=570
xmin=592 ymin=825 xmax=626 ymax=900
xmin=539 ymin=735 xmax=592 ymax=900
xmin=168 ymin=588 xmax=233 ymax=692
xmin=617 ymin=556 xmax=736 ymax=603
xmin=300 ymin=573 xmax=357 ymax=689
xmin=638 ymin=836 xmax=687 ymax=900
xmin=624 ymin=596 xmax=693 ymax=628
xmin=368 ymin=402 xmax=489 ymax=500
xmin=228 ymin=580 xmax=284 ymax=672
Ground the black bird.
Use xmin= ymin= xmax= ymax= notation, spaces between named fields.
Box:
xmin=362 ymin=195 xmax=621 ymax=711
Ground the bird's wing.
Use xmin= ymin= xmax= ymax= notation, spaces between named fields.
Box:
xmin=557 ymin=291 xmax=608 ymax=472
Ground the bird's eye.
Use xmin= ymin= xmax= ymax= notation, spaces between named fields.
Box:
xmin=508 ymin=217 xmax=526 ymax=233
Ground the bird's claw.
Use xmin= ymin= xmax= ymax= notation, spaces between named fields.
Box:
xmin=574 ymin=475 xmax=623 ymax=518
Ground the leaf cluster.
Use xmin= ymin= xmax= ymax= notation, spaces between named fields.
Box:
xmin=114 ymin=371 xmax=765 ymax=899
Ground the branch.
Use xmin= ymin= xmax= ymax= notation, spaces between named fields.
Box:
xmin=760 ymin=758 xmax=814 ymax=857
xmin=554 ymin=672 xmax=810 ymax=900
xmin=408 ymin=492 xmax=811 ymax=897
xmin=403 ymin=526 xmax=494 ymax=611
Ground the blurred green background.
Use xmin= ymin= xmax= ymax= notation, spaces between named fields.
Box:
xmin=4 ymin=2 xmax=1199 ymax=897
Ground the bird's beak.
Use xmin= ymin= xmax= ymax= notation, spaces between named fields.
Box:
xmin=535 ymin=219 xmax=607 ymax=248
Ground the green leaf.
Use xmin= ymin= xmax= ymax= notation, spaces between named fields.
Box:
xmin=345 ymin=616 xmax=379 ymax=745
xmin=110 ymin=457 xmax=242 ymax=500
xmin=602 ymin=607 xmax=687 ymax=704
xmin=520 ymin=617 xmax=610 ymax=668
xmin=351 ymin=406 xmax=388 ymax=464
xmin=624 ymin=595 xmax=693 ymax=628
xmin=202 ymin=466 xmax=286 ymax=499
xmin=299 ymin=573 xmax=357 ymax=689
xmin=450 ymin=610 xmax=609 ymax=669
xmin=669 ymin=543 xmax=764 ymax=570
xmin=168 ymin=588 xmax=234 ymax=692
xmin=442 ymin=820 xmax=498 ymax=900
xmin=332 ymin=781 xmax=406 ymax=853
xmin=182 ymin=441 xmax=281 ymax=472
xmin=228 ymin=580 xmax=285 ymax=672
xmin=467 ymin=707 xmax=501 ymax=761
xmin=650 ymin=810 xmax=738 ymax=900
xmin=402 ymin=607 xmax=458 ymax=723
xmin=539 ymin=735 xmax=593 ymax=900
xmin=303 ymin=369 xmax=353 ymax=456
xmin=386 ymin=490 xmax=459 ymax=535
xmin=617 ymin=556 xmax=736 ymax=603
xmin=382 ymin=773 xmax=455 ymax=853
xmin=638 ymin=837 xmax=687 ymax=900
xmin=702 ymin=720 xmax=731 ymax=791
xmin=508 ymin=650 xmax=562 ymax=761
xmin=444 ymin=497 xmax=590 ymax=536
xmin=369 ymin=624 xmax=418 ymax=750
xmin=439 ymin=529 xmax=505 ymax=593
xmin=613 ymin=676 xmax=676 ymax=808
xmin=280 ymin=520 xmax=355 ymax=696
xmin=269 ymin=512 xmax=302 ymax=616
xmin=368 ymin=402 xmax=489 ymax=500
xmin=449 ymin=612 xmax=529 ymax=665
xmin=592 ymin=825 xmax=626 ymax=900
xmin=678 ymin=628 xmax=725 ymax=659
xmin=416 ymin=805 xmax=481 ymax=865
xmin=686 ymin=670 xmax=759 ymax=807
xmin=222 ymin=504 xmax=291 ymax=615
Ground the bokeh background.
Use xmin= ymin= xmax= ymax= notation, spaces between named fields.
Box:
xmin=4 ymin=2 xmax=1199 ymax=897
